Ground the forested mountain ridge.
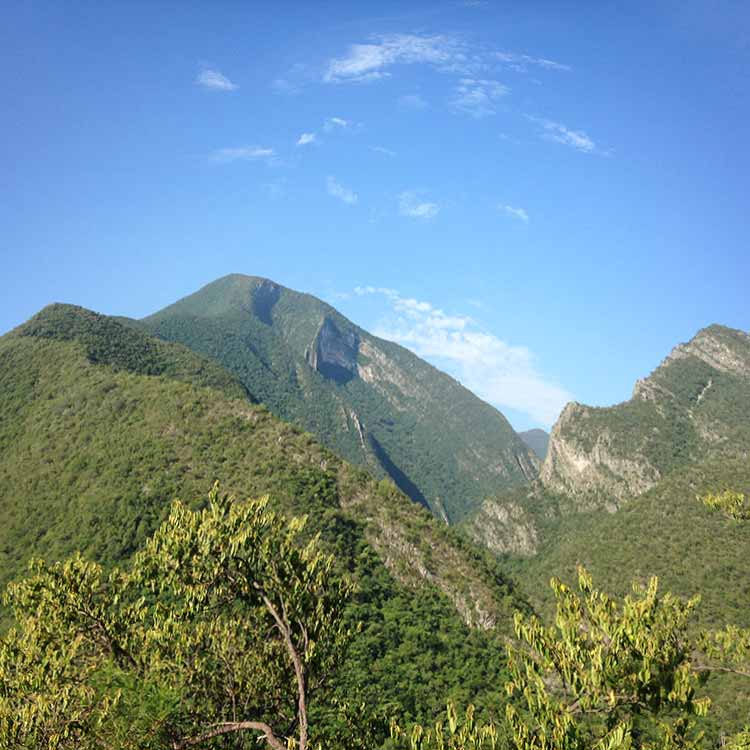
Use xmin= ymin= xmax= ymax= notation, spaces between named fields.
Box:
xmin=137 ymin=273 xmax=539 ymax=523
xmin=1 ymin=302 xmax=523 ymax=625
xmin=0 ymin=302 xmax=532 ymax=730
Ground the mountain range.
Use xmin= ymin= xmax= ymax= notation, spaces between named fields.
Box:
xmin=466 ymin=323 xmax=750 ymax=554
xmin=1 ymin=276 xmax=748 ymax=739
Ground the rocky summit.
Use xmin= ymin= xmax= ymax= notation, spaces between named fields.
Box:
xmin=540 ymin=324 xmax=750 ymax=510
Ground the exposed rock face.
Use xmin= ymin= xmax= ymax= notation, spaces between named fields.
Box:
xmin=512 ymin=449 xmax=540 ymax=482
xmin=540 ymin=403 xmax=660 ymax=510
xmin=366 ymin=516 xmax=500 ymax=629
xmin=358 ymin=338 xmax=421 ymax=407
xmin=306 ymin=316 xmax=360 ymax=384
xmin=540 ymin=325 xmax=750 ymax=512
xmin=250 ymin=279 xmax=281 ymax=325
xmin=664 ymin=326 xmax=750 ymax=376
xmin=465 ymin=497 xmax=539 ymax=556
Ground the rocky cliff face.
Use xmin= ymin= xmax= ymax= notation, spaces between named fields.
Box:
xmin=663 ymin=325 xmax=750 ymax=375
xmin=306 ymin=316 xmax=360 ymax=384
xmin=464 ymin=324 xmax=750 ymax=558
xmin=539 ymin=403 xmax=661 ymax=510
xmin=540 ymin=325 xmax=750 ymax=511
xmin=464 ymin=495 xmax=539 ymax=556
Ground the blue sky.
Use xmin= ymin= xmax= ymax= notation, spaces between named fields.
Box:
xmin=2 ymin=1 xmax=749 ymax=430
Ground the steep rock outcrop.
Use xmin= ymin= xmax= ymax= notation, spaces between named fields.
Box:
xmin=306 ymin=316 xmax=359 ymax=384
xmin=540 ymin=325 xmax=750 ymax=511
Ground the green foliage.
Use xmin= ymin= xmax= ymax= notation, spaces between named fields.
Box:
xmin=700 ymin=490 xmax=750 ymax=521
xmin=698 ymin=624 xmax=750 ymax=680
xmin=0 ymin=555 xmax=140 ymax=749
xmin=390 ymin=704 xmax=500 ymax=750
xmin=0 ymin=485 xmax=351 ymax=750
xmin=17 ymin=303 xmax=249 ymax=399
xmin=509 ymin=459 xmax=750 ymax=736
xmin=0 ymin=312 xmax=524 ymax=746
xmin=505 ymin=568 xmax=709 ymax=750
xmin=724 ymin=730 xmax=750 ymax=750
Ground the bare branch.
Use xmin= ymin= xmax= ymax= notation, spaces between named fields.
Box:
xmin=173 ymin=721 xmax=286 ymax=750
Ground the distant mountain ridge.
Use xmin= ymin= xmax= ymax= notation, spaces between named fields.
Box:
xmin=519 ymin=429 xmax=549 ymax=460
xmin=138 ymin=274 xmax=539 ymax=523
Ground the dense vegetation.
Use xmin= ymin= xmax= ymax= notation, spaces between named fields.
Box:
xmin=137 ymin=274 xmax=538 ymax=522
xmin=4 ymin=497 xmax=749 ymax=749
xmin=1 ymin=300 xmax=748 ymax=747
xmin=0 ymin=305 xmax=522 ymax=742
xmin=17 ymin=303 xmax=249 ymax=400
xmin=506 ymin=458 xmax=750 ymax=734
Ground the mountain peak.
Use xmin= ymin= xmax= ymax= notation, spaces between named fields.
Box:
xmin=141 ymin=276 xmax=538 ymax=522
xmin=665 ymin=324 xmax=750 ymax=377
xmin=541 ymin=322 xmax=750 ymax=510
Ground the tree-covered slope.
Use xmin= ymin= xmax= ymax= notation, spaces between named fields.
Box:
xmin=512 ymin=459 xmax=750 ymax=626
xmin=507 ymin=458 xmax=750 ymax=733
xmin=0 ymin=303 xmax=528 ymax=731
xmin=138 ymin=274 xmax=538 ymax=523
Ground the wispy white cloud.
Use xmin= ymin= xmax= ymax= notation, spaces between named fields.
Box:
xmin=399 ymin=93 xmax=428 ymax=109
xmin=354 ymin=286 xmax=572 ymax=426
xmin=324 ymin=33 xmax=467 ymax=83
xmin=323 ymin=116 xmax=351 ymax=131
xmin=326 ymin=176 xmax=358 ymax=205
xmin=196 ymin=68 xmax=238 ymax=91
xmin=451 ymin=78 xmax=509 ymax=117
xmin=296 ymin=132 xmax=317 ymax=146
xmin=526 ymin=115 xmax=606 ymax=155
xmin=371 ymin=145 xmax=396 ymax=157
xmin=499 ymin=204 xmax=529 ymax=223
xmin=495 ymin=51 xmax=571 ymax=73
xmin=320 ymin=34 xmax=568 ymax=95
xmin=399 ymin=191 xmax=439 ymax=220
xmin=210 ymin=146 xmax=275 ymax=163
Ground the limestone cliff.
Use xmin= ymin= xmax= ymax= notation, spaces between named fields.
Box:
xmin=540 ymin=324 xmax=750 ymax=510
xmin=305 ymin=316 xmax=360 ymax=384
